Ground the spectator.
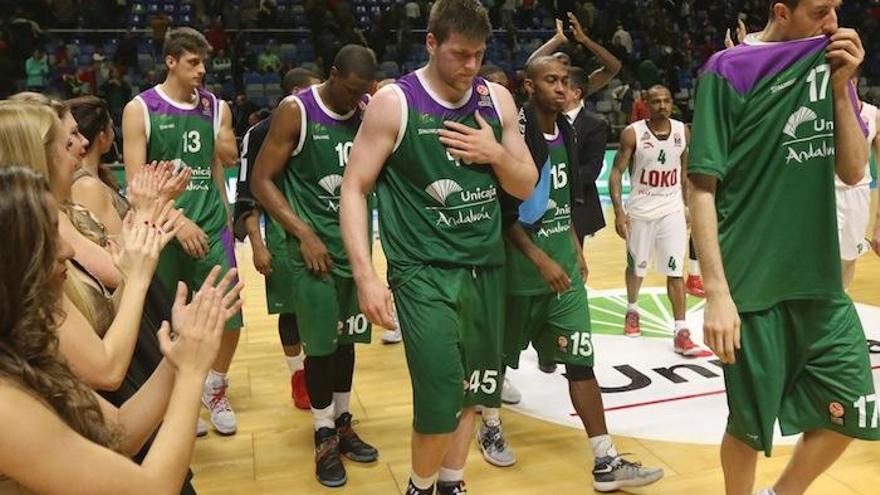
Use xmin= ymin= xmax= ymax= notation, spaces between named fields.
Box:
xmin=8 ymin=9 xmax=41 ymax=64
xmin=257 ymin=45 xmax=282 ymax=74
xmin=212 ymin=48 xmax=233 ymax=82
xmin=113 ymin=32 xmax=139 ymax=72
xmin=25 ymin=48 xmax=50 ymax=91
xmin=612 ymin=24 xmax=633 ymax=56
xmin=233 ymin=94 xmax=260 ymax=136
xmin=636 ymin=58 xmax=660 ymax=90
xmin=99 ymin=66 xmax=133 ymax=123
xmin=139 ymin=69 xmax=161 ymax=93
xmin=205 ymin=17 xmax=228 ymax=53
xmin=150 ymin=13 xmax=171 ymax=59
xmin=630 ymin=89 xmax=650 ymax=122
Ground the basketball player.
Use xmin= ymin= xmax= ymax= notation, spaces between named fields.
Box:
xmin=339 ymin=1 xmax=537 ymax=493
xmin=610 ymin=85 xmax=708 ymax=356
xmin=836 ymin=75 xmax=879 ymax=288
xmin=251 ymin=45 xmax=379 ymax=488
xmin=233 ymin=67 xmax=321 ymax=410
xmin=122 ymin=27 xmax=243 ymax=436
xmin=479 ymin=56 xmax=664 ymax=492
xmin=690 ymin=2 xmax=879 ymax=494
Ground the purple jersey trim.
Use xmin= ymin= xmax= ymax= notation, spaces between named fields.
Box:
xmin=701 ymin=36 xmax=827 ymax=95
xmin=137 ymin=86 xmax=216 ymax=120
xmin=396 ymin=72 xmax=502 ymax=122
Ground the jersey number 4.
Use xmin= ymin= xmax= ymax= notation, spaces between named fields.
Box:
xmin=658 ymin=149 xmax=667 ymax=165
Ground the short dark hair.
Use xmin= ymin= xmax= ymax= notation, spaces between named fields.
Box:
xmin=333 ymin=44 xmax=377 ymax=80
xmin=525 ymin=55 xmax=565 ymax=80
xmin=282 ymin=68 xmax=320 ymax=94
xmin=568 ymin=66 xmax=588 ymax=96
xmin=479 ymin=64 xmax=504 ymax=78
xmin=769 ymin=0 xmax=800 ymax=18
xmin=428 ymin=0 xmax=492 ymax=45
xmin=164 ymin=27 xmax=211 ymax=59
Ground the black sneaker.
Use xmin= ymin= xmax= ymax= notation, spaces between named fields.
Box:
xmin=436 ymin=480 xmax=467 ymax=495
xmin=405 ymin=480 xmax=434 ymax=495
xmin=336 ymin=412 xmax=379 ymax=462
xmin=538 ymin=359 xmax=557 ymax=374
xmin=314 ymin=427 xmax=346 ymax=487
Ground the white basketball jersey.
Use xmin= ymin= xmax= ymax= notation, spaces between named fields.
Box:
xmin=626 ymin=119 xmax=687 ymax=220
xmin=835 ymin=102 xmax=877 ymax=188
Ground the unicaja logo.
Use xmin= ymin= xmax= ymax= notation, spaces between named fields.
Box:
xmin=318 ymin=174 xmax=343 ymax=195
xmin=425 ymin=179 xmax=463 ymax=206
xmin=783 ymin=106 xmax=818 ymax=139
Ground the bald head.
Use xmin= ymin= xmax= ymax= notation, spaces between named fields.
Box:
xmin=526 ymin=55 xmax=566 ymax=81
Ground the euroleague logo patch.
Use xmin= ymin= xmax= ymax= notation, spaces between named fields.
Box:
xmin=506 ymin=287 xmax=880 ymax=446
xmin=475 ymin=84 xmax=489 ymax=96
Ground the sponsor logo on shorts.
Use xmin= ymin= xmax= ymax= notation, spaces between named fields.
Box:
xmin=557 ymin=335 xmax=569 ymax=352
xmin=506 ymin=287 xmax=880 ymax=446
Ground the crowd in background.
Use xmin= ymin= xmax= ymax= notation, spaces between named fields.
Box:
xmin=1 ymin=0 xmax=879 ymax=142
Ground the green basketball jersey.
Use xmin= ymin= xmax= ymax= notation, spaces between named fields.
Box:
xmin=274 ymin=86 xmax=366 ymax=278
xmin=377 ymin=71 xmax=505 ymax=274
xmin=505 ymin=131 xmax=578 ymax=295
xmin=135 ymin=85 xmax=227 ymax=235
xmin=689 ymin=35 xmax=866 ymax=312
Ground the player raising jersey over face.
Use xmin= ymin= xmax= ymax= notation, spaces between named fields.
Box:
xmin=251 ymin=45 xmax=378 ymax=489
xmin=340 ymin=2 xmax=537 ymax=494
xmin=689 ymin=1 xmax=878 ymax=494
xmin=610 ymin=85 xmax=709 ymax=357
xmin=122 ymin=27 xmax=243 ymax=437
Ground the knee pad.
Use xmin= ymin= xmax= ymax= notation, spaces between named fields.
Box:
xmin=565 ymin=363 xmax=595 ymax=382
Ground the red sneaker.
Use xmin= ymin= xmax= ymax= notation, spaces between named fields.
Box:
xmin=624 ymin=311 xmax=641 ymax=337
xmin=673 ymin=329 xmax=713 ymax=357
xmin=686 ymin=275 xmax=705 ymax=298
xmin=292 ymin=369 xmax=311 ymax=410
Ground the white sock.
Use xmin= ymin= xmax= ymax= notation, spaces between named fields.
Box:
xmin=311 ymin=403 xmax=335 ymax=431
xmin=627 ymin=302 xmax=639 ymax=313
xmin=206 ymin=369 xmax=227 ymax=389
xmin=757 ymin=489 xmax=777 ymax=495
xmin=674 ymin=320 xmax=687 ymax=332
xmin=590 ymin=434 xmax=619 ymax=459
xmin=481 ymin=407 xmax=500 ymax=426
xmin=410 ymin=472 xmax=437 ymax=490
xmin=286 ymin=353 xmax=304 ymax=374
xmin=333 ymin=392 xmax=350 ymax=419
xmin=437 ymin=466 xmax=464 ymax=483
xmin=689 ymin=259 xmax=700 ymax=275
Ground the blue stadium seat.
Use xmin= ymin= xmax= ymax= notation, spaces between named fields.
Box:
xmin=244 ymin=72 xmax=262 ymax=85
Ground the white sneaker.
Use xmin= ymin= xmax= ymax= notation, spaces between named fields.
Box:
xmin=381 ymin=328 xmax=402 ymax=344
xmin=501 ymin=376 xmax=521 ymax=405
xmin=202 ymin=376 xmax=237 ymax=435
xmin=196 ymin=417 xmax=208 ymax=437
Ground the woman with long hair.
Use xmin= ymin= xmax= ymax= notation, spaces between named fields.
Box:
xmin=0 ymin=166 xmax=240 ymax=494
xmin=67 ymin=96 xmax=191 ymax=236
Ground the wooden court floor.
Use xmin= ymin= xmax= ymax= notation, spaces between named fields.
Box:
xmin=191 ymin=202 xmax=880 ymax=494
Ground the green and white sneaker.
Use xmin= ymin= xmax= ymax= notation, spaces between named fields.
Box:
xmin=592 ymin=455 xmax=663 ymax=492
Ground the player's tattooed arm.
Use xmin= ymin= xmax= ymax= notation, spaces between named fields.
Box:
xmin=504 ymin=223 xmax=571 ymax=293
xmin=828 ymin=28 xmax=867 ymax=184
xmin=689 ymin=174 xmax=740 ymax=364
xmin=610 ymin=126 xmax=635 ymax=239
xmin=342 ymin=86 xmax=399 ymax=330
xmin=251 ymin=98 xmax=332 ymax=276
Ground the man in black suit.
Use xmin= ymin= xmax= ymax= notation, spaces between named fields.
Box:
xmin=566 ymin=66 xmax=609 ymax=244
